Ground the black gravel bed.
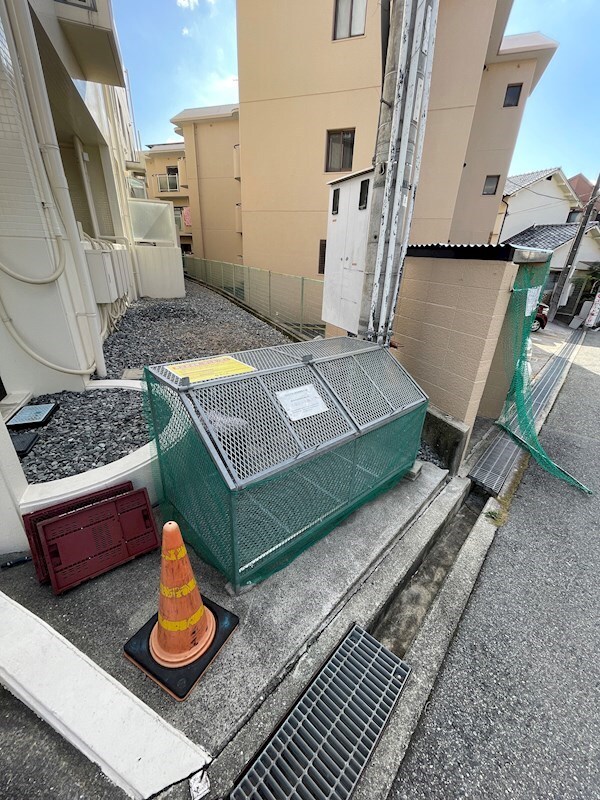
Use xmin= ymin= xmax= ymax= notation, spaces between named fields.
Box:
xmin=100 ymin=279 xmax=290 ymax=379
xmin=418 ymin=440 xmax=445 ymax=469
xmin=19 ymin=390 xmax=147 ymax=483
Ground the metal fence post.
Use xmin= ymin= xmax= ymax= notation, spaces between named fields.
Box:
xmin=268 ymin=270 xmax=272 ymax=319
xmin=300 ymin=277 xmax=305 ymax=336
xmin=220 ymin=261 xmax=225 ymax=291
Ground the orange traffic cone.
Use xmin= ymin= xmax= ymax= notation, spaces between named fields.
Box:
xmin=149 ymin=521 xmax=216 ymax=667
xmin=124 ymin=519 xmax=238 ymax=701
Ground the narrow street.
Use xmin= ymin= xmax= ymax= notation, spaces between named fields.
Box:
xmin=390 ymin=333 xmax=600 ymax=799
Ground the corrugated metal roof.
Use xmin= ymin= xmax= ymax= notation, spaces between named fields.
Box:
xmin=503 ymin=168 xmax=560 ymax=196
xmin=506 ymin=222 xmax=600 ymax=251
xmin=327 ymin=166 xmax=374 ymax=186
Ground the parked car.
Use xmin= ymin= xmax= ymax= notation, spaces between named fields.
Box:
xmin=531 ymin=303 xmax=549 ymax=332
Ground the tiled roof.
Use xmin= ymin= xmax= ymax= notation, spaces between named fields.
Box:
xmin=503 ymin=168 xmax=560 ymax=196
xmin=506 ymin=222 xmax=600 ymax=250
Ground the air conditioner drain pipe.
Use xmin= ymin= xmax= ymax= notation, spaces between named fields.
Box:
xmin=0 ymin=294 xmax=95 ymax=376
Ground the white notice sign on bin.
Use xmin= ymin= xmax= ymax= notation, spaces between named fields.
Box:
xmin=276 ymin=384 xmax=328 ymax=421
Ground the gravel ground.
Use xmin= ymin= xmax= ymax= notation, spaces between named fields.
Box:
xmin=417 ymin=441 xmax=445 ymax=469
xmin=101 ymin=279 xmax=290 ymax=379
xmin=16 ymin=281 xmax=290 ymax=482
xmin=17 ymin=281 xmax=441 ymax=482
xmin=18 ymin=389 xmax=147 ymax=483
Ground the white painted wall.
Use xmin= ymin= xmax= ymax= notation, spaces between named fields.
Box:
xmin=550 ymin=231 xmax=600 ymax=273
xmin=134 ymin=246 xmax=185 ymax=298
xmin=0 ymin=7 xmax=92 ymax=395
xmin=500 ymin=174 xmax=576 ymax=241
xmin=322 ymin=172 xmax=373 ymax=334
xmin=549 ymin=232 xmax=600 ymax=306
xmin=0 ymin=418 xmax=28 ymax=553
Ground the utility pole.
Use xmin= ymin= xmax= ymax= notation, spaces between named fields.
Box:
xmin=358 ymin=0 xmax=439 ymax=343
xmin=548 ymin=171 xmax=600 ymax=322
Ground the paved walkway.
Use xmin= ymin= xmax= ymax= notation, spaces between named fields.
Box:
xmin=390 ymin=333 xmax=600 ymax=800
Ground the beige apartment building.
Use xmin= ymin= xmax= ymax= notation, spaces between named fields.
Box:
xmin=171 ymin=0 xmax=556 ymax=279
xmin=170 ymin=105 xmax=242 ymax=264
xmin=143 ymin=142 xmax=194 ymax=253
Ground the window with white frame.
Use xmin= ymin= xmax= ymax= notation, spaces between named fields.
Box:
xmin=173 ymin=206 xmax=183 ymax=230
xmin=333 ymin=0 xmax=367 ymax=40
xmin=157 ymin=166 xmax=179 ymax=192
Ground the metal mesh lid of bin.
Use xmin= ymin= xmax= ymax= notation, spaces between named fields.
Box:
xmin=149 ymin=337 xmax=381 ymax=389
xmin=148 ymin=338 xmax=427 ymax=487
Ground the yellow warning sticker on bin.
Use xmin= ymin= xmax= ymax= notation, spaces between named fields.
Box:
xmin=166 ymin=356 xmax=256 ymax=383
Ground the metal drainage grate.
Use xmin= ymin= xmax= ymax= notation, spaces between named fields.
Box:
xmin=229 ymin=626 xmax=410 ymax=800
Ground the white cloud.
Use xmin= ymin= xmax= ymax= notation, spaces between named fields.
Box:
xmin=176 ymin=0 xmax=199 ymax=9
xmin=206 ymin=0 xmax=217 ymax=5
xmin=182 ymin=26 xmax=190 ymax=36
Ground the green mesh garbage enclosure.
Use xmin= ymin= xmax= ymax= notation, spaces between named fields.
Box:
xmin=145 ymin=338 xmax=428 ymax=591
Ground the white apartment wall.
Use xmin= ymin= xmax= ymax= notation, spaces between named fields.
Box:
xmin=0 ymin=418 xmax=28 ymax=553
xmin=28 ymin=0 xmax=84 ymax=81
xmin=0 ymin=5 xmax=92 ymax=395
xmin=500 ymin=174 xmax=575 ymax=241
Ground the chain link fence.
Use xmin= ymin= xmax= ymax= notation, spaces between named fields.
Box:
xmin=183 ymin=256 xmax=325 ymax=340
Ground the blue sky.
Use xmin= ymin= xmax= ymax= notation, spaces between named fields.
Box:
xmin=113 ymin=0 xmax=597 ymax=181
xmin=112 ymin=0 xmax=238 ymax=146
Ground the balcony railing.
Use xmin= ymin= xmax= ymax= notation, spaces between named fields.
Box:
xmin=183 ymin=257 xmax=325 ymax=340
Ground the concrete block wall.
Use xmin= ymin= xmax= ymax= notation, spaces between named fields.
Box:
xmin=391 ymin=256 xmax=518 ymax=429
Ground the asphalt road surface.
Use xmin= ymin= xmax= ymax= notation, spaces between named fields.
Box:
xmin=390 ymin=333 xmax=600 ymax=800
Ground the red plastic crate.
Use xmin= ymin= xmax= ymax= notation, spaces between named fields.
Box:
xmin=38 ymin=488 xmax=158 ymax=595
xmin=23 ymin=482 xmax=134 ymax=584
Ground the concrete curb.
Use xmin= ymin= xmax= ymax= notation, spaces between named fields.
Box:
xmin=352 ymin=496 xmax=500 ymax=800
xmin=0 ymin=591 xmax=210 ymax=800
xmin=19 ymin=380 xmax=158 ymax=515
xmin=207 ymin=476 xmax=471 ymax=798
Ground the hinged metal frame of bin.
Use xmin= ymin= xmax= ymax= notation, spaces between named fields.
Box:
xmin=145 ymin=338 xmax=428 ymax=591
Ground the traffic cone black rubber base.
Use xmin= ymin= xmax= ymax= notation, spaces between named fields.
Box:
xmin=124 ymin=596 xmax=239 ymax=701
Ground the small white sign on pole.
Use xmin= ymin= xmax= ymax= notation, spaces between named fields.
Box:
xmin=584 ymin=291 xmax=600 ymax=328
xmin=525 ymin=286 xmax=542 ymax=316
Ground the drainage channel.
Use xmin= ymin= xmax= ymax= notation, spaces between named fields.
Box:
xmin=225 ymin=482 xmax=485 ymax=800
xmin=371 ymin=487 xmax=486 ymax=658
xmin=468 ymin=328 xmax=584 ymax=495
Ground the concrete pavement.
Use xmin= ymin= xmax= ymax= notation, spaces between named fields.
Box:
xmin=389 ymin=333 xmax=600 ymax=800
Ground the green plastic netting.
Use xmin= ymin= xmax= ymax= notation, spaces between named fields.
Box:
xmin=496 ymin=260 xmax=591 ymax=494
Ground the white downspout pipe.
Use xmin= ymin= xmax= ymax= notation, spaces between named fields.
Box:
xmin=74 ymin=136 xmax=101 ymax=240
xmin=102 ymin=84 xmax=142 ymax=299
xmin=6 ymin=0 xmax=107 ymax=377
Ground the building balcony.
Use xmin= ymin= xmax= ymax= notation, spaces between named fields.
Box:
xmin=52 ymin=0 xmax=125 ymax=86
